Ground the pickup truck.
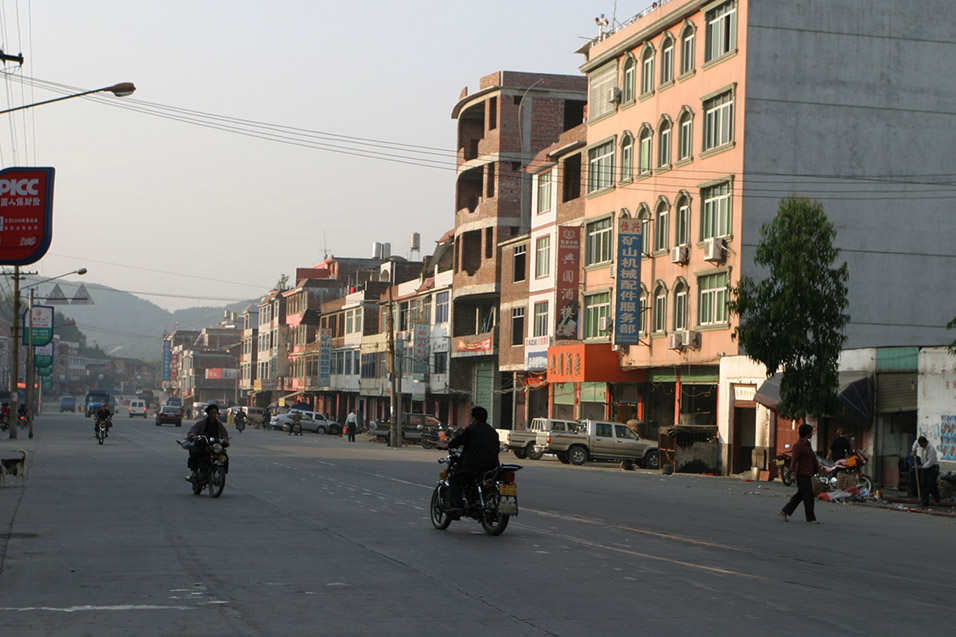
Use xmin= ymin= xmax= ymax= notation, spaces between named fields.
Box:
xmin=371 ymin=413 xmax=441 ymax=443
xmin=535 ymin=419 xmax=659 ymax=469
xmin=499 ymin=418 xmax=580 ymax=460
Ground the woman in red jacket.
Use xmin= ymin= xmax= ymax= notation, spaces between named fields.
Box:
xmin=779 ymin=423 xmax=821 ymax=524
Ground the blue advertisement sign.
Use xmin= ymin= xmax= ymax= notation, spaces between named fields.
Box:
xmin=614 ymin=218 xmax=643 ymax=345
xmin=318 ymin=328 xmax=332 ymax=388
xmin=162 ymin=340 xmax=172 ymax=381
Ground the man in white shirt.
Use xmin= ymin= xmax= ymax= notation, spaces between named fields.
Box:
xmin=346 ymin=410 xmax=358 ymax=442
xmin=913 ymin=436 xmax=940 ymax=507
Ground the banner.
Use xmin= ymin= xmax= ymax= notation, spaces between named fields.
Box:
xmin=614 ymin=217 xmax=643 ymax=345
xmin=318 ymin=328 xmax=332 ymax=388
xmin=524 ymin=336 xmax=550 ymax=370
xmin=162 ymin=340 xmax=172 ymax=381
xmin=22 ymin=304 xmax=54 ymax=346
xmin=0 ymin=166 xmax=55 ymax=265
xmin=37 ymin=366 xmax=52 ymax=377
xmin=413 ymin=324 xmax=429 ymax=374
xmin=205 ymin=368 xmax=238 ymax=380
xmin=555 ymin=225 xmax=581 ymax=340
xmin=34 ymin=342 xmax=54 ymax=368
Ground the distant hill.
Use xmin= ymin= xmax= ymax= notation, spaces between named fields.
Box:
xmin=31 ymin=280 xmax=256 ymax=362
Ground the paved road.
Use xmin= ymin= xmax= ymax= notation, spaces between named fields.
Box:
xmin=1 ymin=409 xmax=952 ymax=635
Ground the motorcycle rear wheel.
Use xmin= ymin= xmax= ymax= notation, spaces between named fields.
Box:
xmin=430 ymin=487 xmax=451 ymax=530
xmin=781 ymin=468 xmax=793 ymax=487
xmin=479 ymin=493 xmax=510 ymax=536
xmin=208 ymin=466 xmax=226 ymax=498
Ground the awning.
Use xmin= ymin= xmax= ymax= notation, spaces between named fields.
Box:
xmin=755 ymin=371 xmax=873 ymax=420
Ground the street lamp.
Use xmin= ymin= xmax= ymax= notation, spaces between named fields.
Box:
xmin=8 ymin=267 xmax=87 ymax=439
xmin=0 ymin=82 xmax=136 ymax=115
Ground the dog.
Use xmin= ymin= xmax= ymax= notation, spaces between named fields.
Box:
xmin=0 ymin=449 xmax=27 ymax=487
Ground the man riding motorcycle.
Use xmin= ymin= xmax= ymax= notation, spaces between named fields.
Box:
xmin=186 ymin=404 xmax=230 ymax=484
xmin=93 ymin=403 xmax=112 ymax=437
xmin=439 ymin=406 xmax=500 ymax=512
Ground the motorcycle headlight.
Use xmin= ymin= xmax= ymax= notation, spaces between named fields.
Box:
xmin=212 ymin=443 xmax=224 ymax=454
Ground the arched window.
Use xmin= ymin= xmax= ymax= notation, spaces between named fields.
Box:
xmin=673 ymin=278 xmax=689 ymax=331
xmin=638 ymin=125 xmax=653 ymax=176
xmin=639 ymin=285 xmax=649 ymax=335
xmin=620 ymin=132 xmax=634 ymax=182
xmin=652 ymin=281 xmax=668 ymax=334
xmin=637 ymin=204 xmax=651 ymax=256
xmin=622 ymin=55 xmax=636 ymax=103
xmin=641 ymin=46 xmax=655 ymax=95
xmin=658 ymin=116 xmax=672 ymax=168
xmin=677 ymin=107 xmax=694 ymax=161
xmin=674 ymin=190 xmax=691 ymax=246
xmin=654 ymin=198 xmax=670 ymax=252
xmin=660 ymin=34 xmax=674 ymax=84
xmin=680 ymin=21 xmax=696 ymax=76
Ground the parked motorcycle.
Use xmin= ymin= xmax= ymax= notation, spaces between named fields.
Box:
xmin=429 ymin=448 xmax=522 ymax=536
xmin=420 ymin=424 xmax=458 ymax=449
xmin=95 ymin=417 xmax=111 ymax=445
xmin=178 ymin=435 xmax=229 ymax=498
xmin=774 ymin=450 xmax=793 ymax=486
xmin=816 ymin=450 xmax=872 ymax=493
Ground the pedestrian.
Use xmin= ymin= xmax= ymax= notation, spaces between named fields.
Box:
xmin=346 ymin=409 xmax=357 ymax=442
xmin=262 ymin=410 xmax=271 ymax=431
xmin=913 ymin=435 xmax=941 ymax=507
xmin=779 ymin=423 xmax=821 ymax=524
xmin=289 ymin=410 xmax=302 ymax=436
xmin=826 ymin=428 xmax=852 ymax=462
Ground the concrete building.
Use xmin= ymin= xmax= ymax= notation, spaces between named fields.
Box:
xmin=450 ymin=70 xmax=588 ymax=427
xmin=238 ymin=304 xmax=259 ymax=404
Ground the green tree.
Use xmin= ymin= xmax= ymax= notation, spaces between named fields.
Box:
xmin=729 ymin=197 xmax=850 ymax=420
xmin=275 ymin=273 xmax=290 ymax=291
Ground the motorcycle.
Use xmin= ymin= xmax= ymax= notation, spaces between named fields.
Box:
xmin=774 ymin=450 xmax=793 ymax=486
xmin=95 ymin=417 xmax=111 ymax=445
xmin=235 ymin=414 xmax=246 ymax=433
xmin=816 ymin=450 xmax=872 ymax=493
xmin=420 ymin=424 xmax=458 ymax=449
xmin=429 ymin=448 xmax=522 ymax=536
xmin=178 ymin=435 xmax=229 ymax=498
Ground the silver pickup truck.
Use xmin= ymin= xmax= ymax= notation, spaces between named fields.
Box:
xmin=498 ymin=418 xmax=580 ymax=460
xmin=535 ymin=419 xmax=659 ymax=469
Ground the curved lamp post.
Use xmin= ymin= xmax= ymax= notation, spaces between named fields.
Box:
xmin=0 ymin=82 xmax=136 ymax=115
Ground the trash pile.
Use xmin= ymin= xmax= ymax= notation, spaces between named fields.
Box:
xmin=817 ymin=485 xmax=869 ymax=503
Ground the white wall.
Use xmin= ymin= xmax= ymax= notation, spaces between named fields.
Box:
xmin=918 ymin=347 xmax=956 ymax=470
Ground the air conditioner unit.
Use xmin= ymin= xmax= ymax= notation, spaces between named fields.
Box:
xmin=598 ymin=316 xmax=613 ymax=333
xmin=606 ymin=86 xmax=622 ymax=104
xmin=668 ymin=333 xmax=683 ymax=350
xmin=703 ymin=237 xmax=725 ymax=262
xmin=670 ymin=245 xmax=689 ymax=265
xmin=681 ymin=329 xmax=699 ymax=349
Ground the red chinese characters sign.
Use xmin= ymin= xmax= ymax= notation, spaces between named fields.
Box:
xmin=0 ymin=167 xmax=55 ymax=265
xmin=555 ymin=225 xmax=581 ymax=340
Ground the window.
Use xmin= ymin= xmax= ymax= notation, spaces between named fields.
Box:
xmin=654 ymin=202 xmax=669 ymax=252
xmin=398 ymin=301 xmax=409 ymax=331
xmin=537 ymin=170 xmax=552 ymax=214
xmin=702 ymin=182 xmax=732 ymax=239
xmin=658 ymin=120 xmax=672 ymax=168
xmin=678 ymin=111 xmax=693 ymax=160
xmin=675 ymin=196 xmax=690 ymax=245
xmin=698 ymin=272 xmax=729 ymax=325
xmin=587 ymin=140 xmax=615 ymax=192
xmin=639 ymin=209 xmax=651 ymax=256
xmin=585 ymin=217 xmax=613 ymax=265
xmin=583 ymin=292 xmax=611 ymax=339
xmin=511 ymin=307 xmax=525 ymax=346
xmin=435 ymin=291 xmax=450 ymax=323
xmin=486 ymin=163 xmax=496 ymax=198
xmin=673 ymin=282 xmax=688 ymax=331
xmin=533 ymin=301 xmax=549 ymax=337
xmin=660 ymin=36 xmax=674 ymax=84
xmin=703 ymin=90 xmax=734 ymax=151
xmin=488 ymin=96 xmax=498 ymax=130
xmin=705 ymin=1 xmax=736 ymax=62
xmin=680 ymin=25 xmax=695 ymax=75
xmin=620 ymin=134 xmax=633 ymax=182
xmin=512 ymin=245 xmax=527 ymax=282
xmin=641 ymin=47 xmax=655 ymax=95
xmin=433 ymin=351 xmax=448 ymax=375
xmin=639 ymin=288 xmax=649 ymax=335
xmin=638 ymin=127 xmax=652 ymax=175
xmin=652 ymin=286 xmax=667 ymax=334
xmin=535 ymin=235 xmax=551 ymax=278
xmin=589 ymin=62 xmax=618 ymax=121
xmin=622 ymin=56 xmax=636 ymax=103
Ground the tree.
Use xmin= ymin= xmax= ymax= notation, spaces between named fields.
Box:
xmin=729 ymin=197 xmax=850 ymax=420
xmin=275 ymin=273 xmax=290 ymax=291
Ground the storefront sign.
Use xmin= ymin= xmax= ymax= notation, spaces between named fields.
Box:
xmin=457 ymin=336 xmax=492 ymax=352
xmin=0 ymin=166 xmax=55 ymax=265
xmin=318 ymin=328 xmax=332 ymax=387
xmin=22 ymin=304 xmax=54 ymax=346
xmin=524 ymin=336 xmax=550 ymax=370
xmin=614 ymin=218 xmax=642 ymax=345
xmin=162 ymin=340 xmax=172 ymax=381
xmin=33 ymin=342 xmax=54 ymax=367
xmin=414 ymin=324 xmax=430 ymax=374
xmin=555 ymin=225 xmax=581 ymax=340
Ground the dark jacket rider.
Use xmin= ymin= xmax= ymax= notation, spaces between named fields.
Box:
xmin=94 ymin=403 xmax=112 ymax=435
xmin=441 ymin=406 xmax=500 ymax=509
xmin=186 ymin=404 xmax=230 ymax=483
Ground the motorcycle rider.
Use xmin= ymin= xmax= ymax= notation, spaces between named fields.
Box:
xmin=235 ymin=408 xmax=246 ymax=432
xmin=186 ymin=404 xmax=230 ymax=484
xmin=439 ymin=406 xmax=500 ymax=511
xmin=93 ymin=402 xmax=112 ymax=437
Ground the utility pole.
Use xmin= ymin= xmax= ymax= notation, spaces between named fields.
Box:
xmin=27 ymin=288 xmax=35 ymax=438
xmin=8 ymin=267 xmax=20 ymax=439
xmin=387 ymin=282 xmax=400 ymax=448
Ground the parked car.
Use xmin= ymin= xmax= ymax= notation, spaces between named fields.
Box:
xmin=535 ymin=419 xmax=659 ymax=469
xmin=499 ymin=418 xmax=580 ymax=460
xmin=155 ymin=405 xmax=183 ymax=427
xmin=273 ymin=410 xmax=342 ymax=434
xmin=59 ymin=395 xmax=76 ymax=412
xmin=371 ymin=413 xmax=441 ymax=443
xmin=128 ymin=399 xmax=148 ymax=418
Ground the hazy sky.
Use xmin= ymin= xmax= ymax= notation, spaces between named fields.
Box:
xmin=0 ymin=1 xmax=645 ymax=311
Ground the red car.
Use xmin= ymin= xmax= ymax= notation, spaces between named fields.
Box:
xmin=155 ymin=405 xmax=183 ymax=427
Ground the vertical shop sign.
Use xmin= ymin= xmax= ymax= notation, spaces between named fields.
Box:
xmin=614 ymin=218 xmax=642 ymax=345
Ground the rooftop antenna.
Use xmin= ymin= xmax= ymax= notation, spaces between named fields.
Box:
xmin=323 ymin=231 xmax=329 ymax=258
xmin=611 ymin=0 xmax=618 ymax=28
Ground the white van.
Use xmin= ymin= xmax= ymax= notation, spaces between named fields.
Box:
xmin=128 ymin=399 xmax=147 ymax=418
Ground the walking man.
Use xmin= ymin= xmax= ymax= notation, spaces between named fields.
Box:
xmin=346 ymin=409 xmax=357 ymax=442
xmin=779 ymin=423 xmax=821 ymax=524
xmin=913 ymin=435 xmax=941 ymax=507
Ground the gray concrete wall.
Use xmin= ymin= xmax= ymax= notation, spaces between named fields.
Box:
xmin=741 ymin=0 xmax=956 ymax=348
